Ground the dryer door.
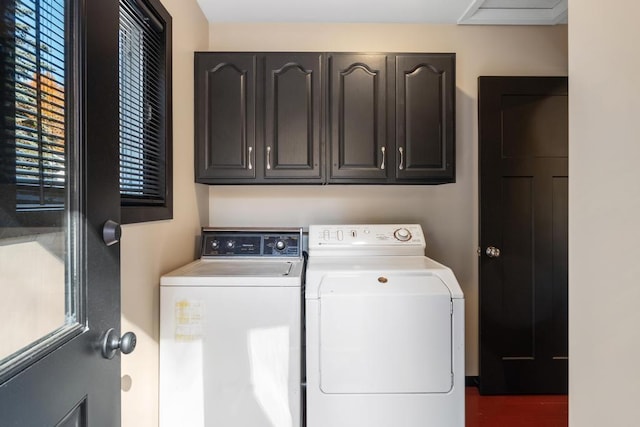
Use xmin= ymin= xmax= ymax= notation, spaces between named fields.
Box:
xmin=318 ymin=272 xmax=452 ymax=394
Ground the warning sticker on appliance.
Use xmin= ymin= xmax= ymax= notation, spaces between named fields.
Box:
xmin=174 ymin=299 xmax=204 ymax=342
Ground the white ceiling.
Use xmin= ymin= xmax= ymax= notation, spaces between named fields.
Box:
xmin=196 ymin=0 xmax=568 ymax=25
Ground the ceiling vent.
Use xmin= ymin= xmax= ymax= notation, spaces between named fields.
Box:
xmin=458 ymin=0 xmax=567 ymax=25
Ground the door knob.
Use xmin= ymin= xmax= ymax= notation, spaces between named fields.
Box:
xmin=100 ymin=328 xmax=137 ymax=359
xmin=485 ymin=246 xmax=501 ymax=258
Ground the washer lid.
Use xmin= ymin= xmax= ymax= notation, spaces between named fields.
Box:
xmin=160 ymin=259 xmax=304 ymax=286
xmin=184 ymin=260 xmax=294 ymax=276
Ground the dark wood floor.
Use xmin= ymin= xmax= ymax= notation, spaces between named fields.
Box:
xmin=466 ymin=387 xmax=568 ymax=427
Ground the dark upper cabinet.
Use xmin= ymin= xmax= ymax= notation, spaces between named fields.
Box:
xmin=327 ymin=54 xmax=389 ymax=182
xmin=195 ymin=52 xmax=323 ymax=183
xmin=195 ymin=53 xmax=257 ymax=181
xmin=264 ymin=53 xmax=323 ymax=181
xmin=195 ymin=52 xmax=455 ymax=184
xmin=394 ymin=54 xmax=455 ymax=183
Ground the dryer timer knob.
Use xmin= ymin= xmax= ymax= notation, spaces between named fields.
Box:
xmin=275 ymin=240 xmax=286 ymax=251
xmin=394 ymin=228 xmax=412 ymax=242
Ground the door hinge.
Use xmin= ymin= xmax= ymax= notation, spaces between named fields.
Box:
xmin=477 ymin=247 xmax=481 ymax=256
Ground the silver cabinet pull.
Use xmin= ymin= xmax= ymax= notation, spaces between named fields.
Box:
xmin=380 ymin=146 xmax=386 ymax=170
xmin=398 ymin=147 xmax=404 ymax=170
xmin=266 ymin=146 xmax=271 ymax=170
xmin=248 ymin=146 xmax=253 ymax=170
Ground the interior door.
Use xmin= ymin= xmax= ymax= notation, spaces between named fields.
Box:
xmin=478 ymin=76 xmax=568 ymax=394
xmin=0 ymin=0 xmax=124 ymax=425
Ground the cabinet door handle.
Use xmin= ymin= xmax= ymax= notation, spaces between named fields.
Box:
xmin=398 ymin=147 xmax=404 ymax=170
xmin=248 ymin=146 xmax=253 ymax=170
xmin=380 ymin=147 xmax=386 ymax=170
xmin=266 ymin=146 xmax=271 ymax=170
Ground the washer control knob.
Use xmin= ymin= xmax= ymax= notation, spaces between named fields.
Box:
xmin=275 ymin=240 xmax=286 ymax=251
xmin=394 ymin=228 xmax=412 ymax=242
xmin=211 ymin=240 xmax=220 ymax=250
xmin=226 ymin=240 xmax=235 ymax=249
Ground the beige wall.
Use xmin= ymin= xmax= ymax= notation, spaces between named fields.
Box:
xmin=569 ymin=1 xmax=640 ymax=425
xmin=207 ymin=23 xmax=568 ymax=376
xmin=120 ymin=1 xmax=209 ymax=426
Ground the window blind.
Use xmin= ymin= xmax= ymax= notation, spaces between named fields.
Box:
xmin=119 ymin=0 xmax=166 ymax=205
xmin=14 ymin=0 xmax=66 ymax=210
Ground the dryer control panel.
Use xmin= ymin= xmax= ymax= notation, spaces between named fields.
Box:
xmin=200 ymin=228 xmax=302 ymax=258
xmin=308 ymin=224 xmax=426 ymax=257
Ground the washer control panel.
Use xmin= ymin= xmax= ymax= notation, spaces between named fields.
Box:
xmin=309 ymin=224 xmax=426 ymax=256
xmin=201 ymin=228 xmax=302 ymax=258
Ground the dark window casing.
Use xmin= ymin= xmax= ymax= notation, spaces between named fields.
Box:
xmin=119 ymin=0 xmax=172 ymax=224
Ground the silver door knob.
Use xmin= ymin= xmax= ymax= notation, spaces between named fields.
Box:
xmin=101 ymin=328 xmax=137 ymax=359
xmin=485 ymin=246 xmax=501 ymax=258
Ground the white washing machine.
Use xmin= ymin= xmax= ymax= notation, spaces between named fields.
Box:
xmin=305 ymin=224 xmax=465 ymax=427
xmin=160 ymin=228 xmax=304 ymax=427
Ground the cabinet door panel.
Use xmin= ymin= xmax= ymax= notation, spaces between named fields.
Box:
xmin=395 ymin=54 xmax=455 ymax=182
xmin=264 ymin=54 xmax=322 ymax=181
xmin=195 ymin=53 xmax=256 ymax=181
xmin=328 ymin=54 xmax=388 ymax=182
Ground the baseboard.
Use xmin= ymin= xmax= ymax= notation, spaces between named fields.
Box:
xmin=465 ymin=376 xmax=479 ymax=387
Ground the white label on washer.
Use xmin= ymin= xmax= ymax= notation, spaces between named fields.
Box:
xmin=174 ymin=299 xmax=204 ymax=341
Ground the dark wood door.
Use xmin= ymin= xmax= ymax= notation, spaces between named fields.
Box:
xmin=479 ymin=76 xmax=568 ymax=394
xmin=263 ymin=53 xmax=323 ymax=182
xmin=0 ymin=0 xmax=123 ymax=424
xmin=394 ymin=54 xmax=455 ymax=183
xmin=327 ymin=53 xmax=389 ymax=182
xmin=195 ymin=53 xmax=257 ymax=182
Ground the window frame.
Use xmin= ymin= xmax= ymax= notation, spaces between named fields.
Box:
xmin=119 ymin=0 xmax=172 ymax=224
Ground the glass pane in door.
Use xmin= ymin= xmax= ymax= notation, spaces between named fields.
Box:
xmin=0 ymin=0 xmax=78 ymax=372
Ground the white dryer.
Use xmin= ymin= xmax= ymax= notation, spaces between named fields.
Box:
xmin=160 ymin=228 xmax=304 ymax=427
xmin=305 ymin=224 xmax=464 ymax=427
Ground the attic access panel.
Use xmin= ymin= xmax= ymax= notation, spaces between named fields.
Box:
xmin=458 ymin=0 xmax=568 ymax=25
